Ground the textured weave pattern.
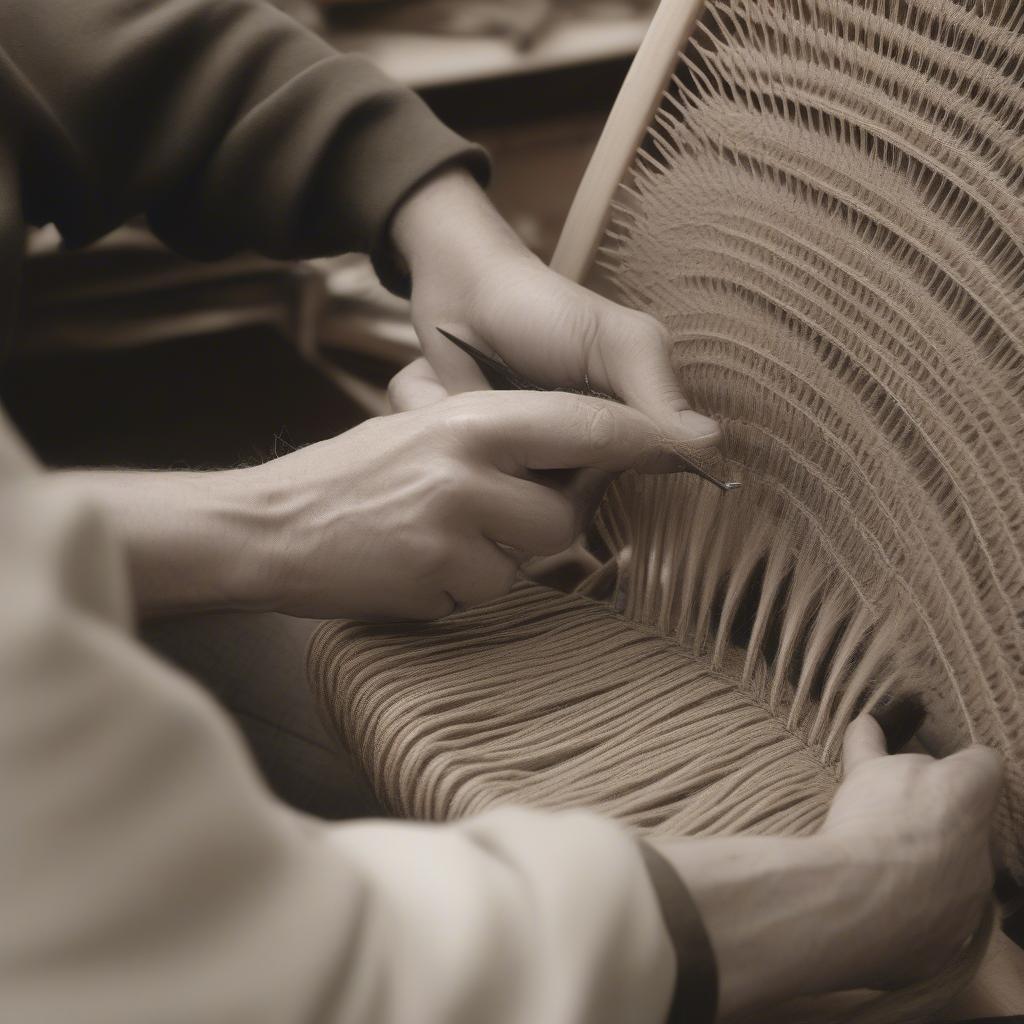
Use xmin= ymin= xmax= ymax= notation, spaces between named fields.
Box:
xmin=311 ymin=0 xmax=1024 ymax=895
xmin=309 ymin=583 xmax=840 ymax=834
xmin=596 ymin=0 xmax=1024 ymax=876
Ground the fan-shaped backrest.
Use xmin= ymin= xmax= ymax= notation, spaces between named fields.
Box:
xmin=552 ymin=0 xmax=1024 ymax=882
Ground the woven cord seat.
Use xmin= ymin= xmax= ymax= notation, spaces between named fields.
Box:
xmin=308 ymin=580 xmax=840 ymax=835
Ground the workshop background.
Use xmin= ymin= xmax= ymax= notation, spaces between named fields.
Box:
xmin=0 ymin=0 xmax=655 ymax=821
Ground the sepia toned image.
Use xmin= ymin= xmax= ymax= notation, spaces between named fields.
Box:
xmin=1 ymin=2 xmax=1022 ymax=1022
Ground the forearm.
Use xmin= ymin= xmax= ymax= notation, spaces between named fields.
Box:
xmin=57 ymin=468 xmax=269 ymax=616
xmin=4 ymin=442 xmax=677 ymax=1024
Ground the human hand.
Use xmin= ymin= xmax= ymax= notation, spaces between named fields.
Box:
xmin=644 ymin=716 xmax=1002 ymax=1017
xmin=818 ymin=713 xmax=1003 ymax=989
xmin=388 ymin=168 xmax=721 ymax=449
xmin=244 ymin=389 xmax=695 ymax=620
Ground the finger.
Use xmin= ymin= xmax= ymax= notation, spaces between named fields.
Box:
xmin=473 ymin=476 xmax=581 ymax=557
xmin=842 ymin=713 xmax=888 ymax=773
xmin=590 ymin=307 xmax=721 ymax=448
xmin=418 ymin=322 xmax=492 ymax=394
xmin=388 ymin=358 xmax=452 ymax=413
xmin=941 ymin=745 xmax=1004 ymax=810
xmin=444 ymin=539 xmax=520 ymax=610
xmin=461 ymin=390 xmax=696 ymax=475
xmin=558 ymin=468 xmax=613 ymax=528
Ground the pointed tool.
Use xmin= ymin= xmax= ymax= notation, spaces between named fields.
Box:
xmin=436 ymin=326 xmax=740 ymax=492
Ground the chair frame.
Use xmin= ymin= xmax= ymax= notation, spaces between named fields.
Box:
xmin=550 ymin=0 xmax=704 ymax=283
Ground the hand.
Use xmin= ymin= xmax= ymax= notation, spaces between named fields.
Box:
xmin=646 ymin=716 xmax=1003 ymax=1017
xmin=387 ymin=358 xmax=614 ymax=563
xmin=388 ymin=168 xmax=721 ymax=449
xmin=245 ymin=389 xmax=696 ymax=620
xmin=819 ymin=714 xmax=1003 ymax=989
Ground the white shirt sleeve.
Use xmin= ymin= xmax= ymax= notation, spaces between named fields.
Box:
xmin=0 ymin=411 xmax=676 ymax=1024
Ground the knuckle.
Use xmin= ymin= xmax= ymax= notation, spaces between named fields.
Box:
xmin=441 ymin=394 xmax=490 ymax=446
xmin=579 ymin=400 xmax=620 ymax=457
xmin=556 ymin=296 xmax=601 ymax=353
xmin=409 ymin=532 xmax=453 ymax=577
xmin=434 ymin=456 xmax=476 ymax=498
xmin=443 ymin=408 xmax=480 ymax=442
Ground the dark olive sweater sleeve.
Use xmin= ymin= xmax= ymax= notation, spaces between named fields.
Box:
xmin=0 ymin=0 xmax=488 ymax=280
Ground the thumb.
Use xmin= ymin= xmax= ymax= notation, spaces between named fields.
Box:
xmin=842 ymin=713 xmax=888 ymax=774
xmin=595 ymin=309 xmax=721 ymax=448
xmin=472 ymin=391 xmax=690 ymax=475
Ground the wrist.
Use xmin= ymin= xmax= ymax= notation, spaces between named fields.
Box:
xmin=648 ymin=833 xmax=876 ymax=1016
xmin=197 ymin=466 xmax=283 ymax=614
xmin=218 ymin=462 xmax=305 ymax=616
xmin=389 ymin=165 xmax=533 ymax=287
xmin=58 ymin=468 xmax=276 ymax=617
xmin=140 ymin=468 xmax=274 ymax=616
xmin=814 ymin=830 xmax=933 ymax=989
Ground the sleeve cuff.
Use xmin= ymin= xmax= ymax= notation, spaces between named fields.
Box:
xmin=638 ymin=840 xmax=719 ymax=1024
xmin=311 ymin=56 xmax=491 ymax=296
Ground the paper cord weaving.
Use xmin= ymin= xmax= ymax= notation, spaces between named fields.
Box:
xmin=309 ymin=0 xmax=1024 ymax=1001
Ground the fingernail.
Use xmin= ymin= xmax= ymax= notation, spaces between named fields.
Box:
xmin=677 ymin=410 xmax=721 ymax=444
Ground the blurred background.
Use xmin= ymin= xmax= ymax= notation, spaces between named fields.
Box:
xmin=0 ymin=0 xmax=655 ymax=821
xmin=4 ymin=0 xmax=655 ymax=469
